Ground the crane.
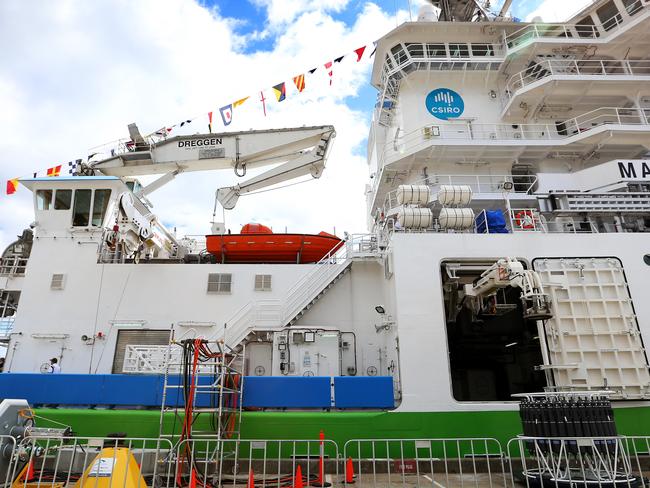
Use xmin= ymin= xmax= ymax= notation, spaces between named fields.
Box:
xmin=464 ymin=257 xmax=553 ymax=321
xmin=81 ymin=124 xmax=336 ymax=261
xmin=87 ymin=124 xmax=336 ymax=208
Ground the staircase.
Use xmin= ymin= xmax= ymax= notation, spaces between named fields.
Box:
xmin=219 ymin=234 xmax=378 ymax=347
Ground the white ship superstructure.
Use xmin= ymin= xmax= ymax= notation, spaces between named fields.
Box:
xmin=1 ymin=0 xmax=650 ymax=442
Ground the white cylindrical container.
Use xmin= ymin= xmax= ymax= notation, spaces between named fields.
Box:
xmin=396 ymin=185 xmax=430 ymax=205
xmin=397 ymin=207 xmax=433 ymax=229
xmin=438 ymin=208 xmax=475 ymax=230
xmin=437 ymin=185 xmax=473 ymax=206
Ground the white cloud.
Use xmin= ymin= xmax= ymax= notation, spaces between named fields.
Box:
xmin=0 ymin=0 xmax=399 ymax=250
xmin=251 ymin=0 xmax=351 ymax=27
xmin=525 ymin=0 xmax=592 ymax=22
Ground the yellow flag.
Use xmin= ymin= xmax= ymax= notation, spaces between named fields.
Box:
xmin=233 ymin=97 xmax=249 ymax=108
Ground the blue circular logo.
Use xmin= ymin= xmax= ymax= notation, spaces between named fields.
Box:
xmin=425 ymin=88 xmax=464 ymax=121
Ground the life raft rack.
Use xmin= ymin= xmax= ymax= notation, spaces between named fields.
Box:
xmin=514 ymin=210 xmax=536 ymax=230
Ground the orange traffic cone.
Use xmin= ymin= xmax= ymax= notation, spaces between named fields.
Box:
xmin=26 ymin=459 xmax=35 ymax=481
xmin=345 ymin=457 xmax=356 ymax=484
xmin=247 ymin=467 xmax=255 ymax=488
xmin=189 ymin=468 xmax=198 ymax=488
xmin=294 ymin=465 xmax=304 ymax=488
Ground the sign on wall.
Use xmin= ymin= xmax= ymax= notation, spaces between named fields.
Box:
xmin=425 ymin=88 xmax=464 ymax=121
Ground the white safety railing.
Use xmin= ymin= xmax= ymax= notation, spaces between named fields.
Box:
xmin=505 ymin=0 xmax=648 ymax=51
xmin=122 ymin=344 xmax=182 ymax=373
xmin=0 ymin=257 xmax=28 ymax=277
xmin=220 ymin=234 xmax=377 ymax=347
xmin=8 ymin=435 xmax=174 ymax=488
xmin=382 ymin=174 xmax=537 ymax=213
xmin=380 ymin=107 xmax=650 ymax=166
xmin=2 ymin=434 xmax=650 ymax=488
xmin=343 ymin=438 xmax=507 ymax=488
xmin=505 ymin=59 xmax=650 ymax=100
xmin=174 ymin=438 xmax=340 ymax=488
xmin=88 ymin=131 xmax=166 ymax=160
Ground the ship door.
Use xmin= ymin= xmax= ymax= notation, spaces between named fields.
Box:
xmin=533 ymin=258 xmax=650 ymax=399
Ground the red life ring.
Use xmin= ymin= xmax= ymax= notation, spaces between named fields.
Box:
xmin=515 ymin=210 xmax=535 ymax=229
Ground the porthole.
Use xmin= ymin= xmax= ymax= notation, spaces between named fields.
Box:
xmin=644 ymin=254 xmax=650 ymax=266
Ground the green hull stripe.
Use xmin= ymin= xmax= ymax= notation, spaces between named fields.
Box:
xmin=34 ymin=407 xmax=650 ymax=447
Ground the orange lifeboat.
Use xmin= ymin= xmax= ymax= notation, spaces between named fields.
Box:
xmin=206 ymin=223 xmax=343 ymax=264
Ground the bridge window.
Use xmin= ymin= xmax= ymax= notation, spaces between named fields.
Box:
xmin=471 ymin=44 xmax=495 ymax=57
xmin=426 ymin=44 xmax=447 ymax=57
xmin=405 ymin=43 xmax=425 ymax=58
xmin=54 ymin=190 xmax=72 ymax=210
xmin=72 ymin=189 xmax=91 ymax=226
xmin=575 ymin=16 xmax=599 ymax=38
xmin=449 ymin=43 xmax=469 ymax=57
xmin=597 ymin=1 xmax=622 ymax=30
xmin=36 ymin=190 xmax=53 ymax=210
xmin=91 ymin=189 xmax=112 ymax=226
xmin=622 ymin=0 xmax=641 ymax=15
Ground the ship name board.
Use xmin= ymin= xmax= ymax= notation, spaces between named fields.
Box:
xmin=178 ymin=138 xmax=223 ymax=148
xmin=618 ymin=161 xmax=650 ymax=179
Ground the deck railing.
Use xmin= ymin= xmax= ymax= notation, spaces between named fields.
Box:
xmin=382 ymin=174 xmax=537 ymax=214
xmin=504 ymin=0 xmax=648 ymax=50
xmin=504 ymin=59 xmax=650 ymax=100
xmin=379 ymin=107 xmax=650 ymax=167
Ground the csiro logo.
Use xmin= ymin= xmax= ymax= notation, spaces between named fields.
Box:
xmin=425 ymin=88 xmax=464 ymax=121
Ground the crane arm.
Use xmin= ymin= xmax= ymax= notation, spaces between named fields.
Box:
xmin=216 ymin=129 xmax=333 ymax=209
xmin=89 ymin=125 xmax=336 ymax=177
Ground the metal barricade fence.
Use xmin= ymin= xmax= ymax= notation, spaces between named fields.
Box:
xmin=343 ymin=438 xmax=507 ymax=488
xmin=174 ymin=438 xmax=340 ymax=488
xmin=507 ymin=436 xmax=650 ymax=488
xmin=0 ymin=436 xmax=17 ymax=488
xmin=7 ymin=436 xmax=173 ymax=488
xmin=620 ymin=437 xmax=650 ymax=488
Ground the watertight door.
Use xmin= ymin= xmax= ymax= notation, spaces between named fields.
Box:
xmin=533 ymin=257 xmax=650 ymax=399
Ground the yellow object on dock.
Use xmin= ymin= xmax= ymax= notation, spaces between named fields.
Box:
xmin=73 ymin=447 xmax=146 ymax=488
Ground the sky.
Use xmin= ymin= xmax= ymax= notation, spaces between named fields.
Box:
xmin=0 ymin=0 xmax=590 ymax=251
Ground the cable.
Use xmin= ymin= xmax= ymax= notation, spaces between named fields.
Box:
xmin=243 ymin=177 xmax=315 ymax=196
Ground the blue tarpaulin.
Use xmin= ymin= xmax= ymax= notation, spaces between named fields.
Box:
xmin=476 ymin=210 xmax=509 ymax=233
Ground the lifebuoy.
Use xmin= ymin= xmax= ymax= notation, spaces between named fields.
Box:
xmin=515 ymin=210 xmax=535 ymax=229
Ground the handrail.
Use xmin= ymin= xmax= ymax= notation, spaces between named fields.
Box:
xmin=504 ymin=59 xmax=650 ymax=99
xmin=0 ymin=318 xmax=14 ymax=339
xmin=218 ymin=234 xmax=377 ymax=346
xmin=382 ymin=174 xmax=538 ymax=213
xmin=378 ymin=106 xmax=650 ymax=166
xmin=505 ymin=0 xmax=647 ymax=50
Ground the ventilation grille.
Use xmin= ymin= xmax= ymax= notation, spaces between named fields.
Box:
xmin=50 ymin=274 xmax=65 ymax=290
xmin=207 ymin=273 xmax=232 ymax=293
xmin=254 ymin=274 xmax=272 ymax=291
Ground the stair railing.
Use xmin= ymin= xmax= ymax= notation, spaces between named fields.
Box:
xmin=281 ymin=240 xmax=350 ymax=325
xmin=218 ymin=234 xmax=378 ymax=346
